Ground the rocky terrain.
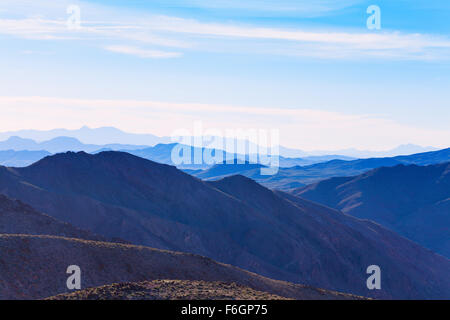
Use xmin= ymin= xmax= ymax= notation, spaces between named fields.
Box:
xmin=46 ymin=280 xmax=291 ymax=300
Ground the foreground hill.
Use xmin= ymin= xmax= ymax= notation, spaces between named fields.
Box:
xmin=0 ymin=194 xmax=103 ymax=241
xmin=192 ymin=148 xmax=450 ymax=190
xmin=0 ymin=235 xmax=357 ymax=300
xmin=46 ymin=280 xmax=291 ymax=300
xmin=294 ymin=162 xmax=450 ymax=257
xmin=0 ymin=152 xmax=449 ymax=299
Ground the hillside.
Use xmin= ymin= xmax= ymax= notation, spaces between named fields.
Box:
xmin=0 ymin=194 xmax=103 ymax=241
xmin=0 ymin=151 xmax=449 ymax=299
xmin=46 ymin=280 xmax=291 ymax=300
xmin=0 ymin=235 xmax=358 ymax=300
xmin=294 ymin=162 xmax=450 ymax=257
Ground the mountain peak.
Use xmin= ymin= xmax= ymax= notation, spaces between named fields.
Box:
xmin=209 ymin=174 xmax=275 ymax=201
xmin=6 ymin=136 xmax=31 ymax=142
xmin=46 ymin=136 xmax=82 ymax=143
xmin=215 ymin=174 xmax=261 ymax=186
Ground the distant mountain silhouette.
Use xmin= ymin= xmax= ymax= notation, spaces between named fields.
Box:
xmin=0 ymin=126 xmax=169 ymax=146
xmin=0 ymin=126 xmax=438 ymax=158
xmin=0 ymin=151 xmax=448 ymax=299
xmin=0 ymin=136 xmax=148 ymax=154
xmin=305 ymin=144 xmax=439 ymax=158
xmin=0 ymin=138 xmax=353 ymax=169
xmin=0 ymin=150 xmax=51 ymax=167
xmin=128 ymin=143 xmax=226 ymax=169
xmin=294 ymin=162 xmax=450 ymax=257
xmin=129 ymin=144 xmax=354 ymax=169
xmin=192 ymin=148 xmax=450 ymax=190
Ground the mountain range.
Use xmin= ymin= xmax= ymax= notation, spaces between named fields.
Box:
xmin=0 ymin=151 xmax=448 ymax=299
xmin=300 ymin=144 xmax=439 ymax=158
xmin=192 ymin=148 xmax=450 ymax=190
xmin=0 ymin=136 xmax=147 ymax=154
xmin=0 ymin=137 xmax=354 ymax=169
xmin=294 ymin=162 xmax=450 ymax=258
xmin=127 ymin=144 xmax=356 ymax=169
xmin=0 ymin=126 xmax=169 ymax=146
xmin=0 ymin=126 xmax=439 ymax=158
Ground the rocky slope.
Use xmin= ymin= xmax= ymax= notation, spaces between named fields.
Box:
xmin=46 ymin=280 xmax=291 ymax=300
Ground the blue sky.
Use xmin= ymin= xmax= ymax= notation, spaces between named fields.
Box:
xmin=0 ymin=0 xmax=449 ymax=150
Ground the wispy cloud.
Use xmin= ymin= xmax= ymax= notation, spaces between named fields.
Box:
xmin=0 ymin=0 xmax=449 ymax=60
xmin=171 ymin=0 xmax=363 ymax=16
xmin=1 ymin=11 xmax=450 ymax=61
xmin=146 ymin=15 xmax=450 ymax=60
xmin=104 ymin=45 xmax=182 ymax=58
xmin=153 ymin=17 xmax=446 ymax=50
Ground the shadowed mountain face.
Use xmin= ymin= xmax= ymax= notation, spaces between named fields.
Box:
xmin=191 ymin=148 xmax=450 ymax=190
xmin=0 ymin=151 xmax=449 ymax=299
xmin=0 ymin=235 xmax=358 ymax=300
xmin=294 ymin=163 xmax=450 ymax=258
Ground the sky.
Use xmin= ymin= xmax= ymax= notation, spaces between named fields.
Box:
xmin=0 ymin=0 xmax=449 ymax=150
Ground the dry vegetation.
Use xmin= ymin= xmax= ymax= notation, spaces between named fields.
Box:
xmin=47 ymin=280 xmax=291 ymax=300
